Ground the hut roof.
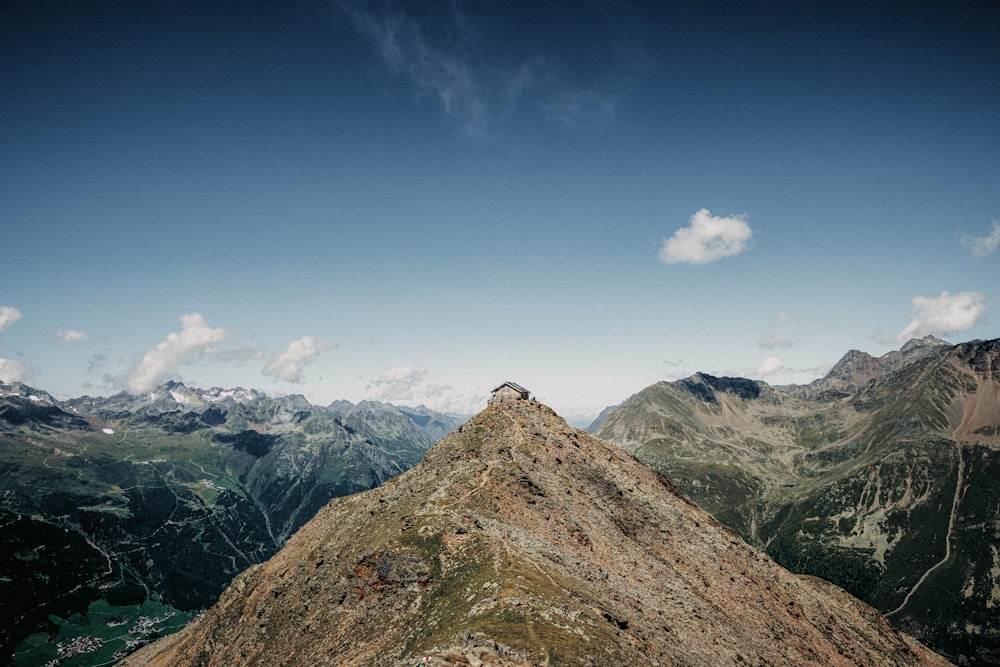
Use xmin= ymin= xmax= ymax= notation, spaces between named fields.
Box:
xmin=491 ymin=381 xmax=529 ymax=395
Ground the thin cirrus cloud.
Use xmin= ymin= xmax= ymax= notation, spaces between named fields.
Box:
xmin=893 ymin=291 xmax=987 ymax=342
xmin=659 ymin=209 xmax=753 ymax=265
xmin=758 ymin=335 xmax=794 ymax=350
xmin=961 ymin=220 xmax=1000 ymax=258
xmin=124 ymin=313 xmax=228 ymax=394
xmin=335 ymin=0 xmax=486 ymax=135
xmin=332 ymin=1 xmax=616 ymax=136
xmin=262 ymin=336 xmax=331 ymax=384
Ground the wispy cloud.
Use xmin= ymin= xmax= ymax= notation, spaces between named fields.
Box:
xmin=893 ymin=291 xmax=987 ymax=341
xmin=55 ymin=330 xmax=88 ymax=343
xmin=660 ymin=359 xmax=687 ymax=381
xmin=262 ymin=336 xmax=331 ymax=383
xmin=124 ymin=313 xmax=228 ymax=393
xmin=962 ymin=220 xmax=1000 ymax=258
xmin=503 ymin=56 xmax=617 ymax=130
xmin=87 ymin=354 xmax=108 ymax=373
xmin=332 ymin=1 xmax=619 ymax=137
xmin=659 ymin=209 xmax=752 ymax=265
xmin=0 ymin=306 xmax=22 ymax=333
xmin=335 ymin=0 xmax=486 ymax=136
xmin=215 ymin=347 xmax=266 ymax=364
xmin=758 ymin=335 xmax=794 ymax=350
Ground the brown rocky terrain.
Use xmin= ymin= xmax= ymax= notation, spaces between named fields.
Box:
xmin=122 ymin=399 xmax=950 ymax=666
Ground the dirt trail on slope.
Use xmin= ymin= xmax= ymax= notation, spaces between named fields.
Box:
xmin=888 ymin=443 xmax=966 ymax=617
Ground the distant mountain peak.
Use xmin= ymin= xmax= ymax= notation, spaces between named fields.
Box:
xmin=0 ymin=381 xmax=90 ymax=432
xmin=791 ymin=337 xmax=954 ymax=400
xmin=899 ymin=335 xmax=950 ymax=353
xmin=0 ymin=380 xmax=59 ymax=406
xmin=681 ymin=372 xmax=764 ymax=402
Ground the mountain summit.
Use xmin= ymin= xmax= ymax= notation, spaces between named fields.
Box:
xmin=123 ymin=399 xmax=948 ymax=666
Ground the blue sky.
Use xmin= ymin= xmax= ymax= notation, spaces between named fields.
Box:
xmin=2 ymin=0 xmax=998 ymax=423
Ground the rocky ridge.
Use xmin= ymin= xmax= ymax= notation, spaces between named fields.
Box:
xmin=782 ymin=335 xmax=951 ymax=400
xmin=124 ymin=399 xmax=949 ymax=666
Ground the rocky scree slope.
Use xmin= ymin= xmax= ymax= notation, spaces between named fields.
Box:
xmin=124 ymin=399 xmax=949 ymax=667
xmin=596 ymin=338 xmax=1000 ymax=665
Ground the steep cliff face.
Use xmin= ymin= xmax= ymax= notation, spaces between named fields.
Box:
xmin=124 ymin=400 xmax=949 ymax=667
xmin=598 ymin=338 xmax=1000 ymax=665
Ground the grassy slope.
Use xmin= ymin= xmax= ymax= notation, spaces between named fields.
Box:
xmin=597 ymin=345 xmax=1000 ymax=665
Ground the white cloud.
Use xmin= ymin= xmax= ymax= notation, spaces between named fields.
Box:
xmin=737 ymin=357 xmax=832 ymax=384
xmin=962 ymin=220 xmax=1000 ymax=258
xmin=56 ymin=330 xmax=88 ymax=343
xmin=125 ymin=313 xmax=228 ymax=393
xmin=0 ymin=308 xmax=28 ymax=382
xmin=368 ymin=366 xmax=429 ymax=402
xmin=262 ymin=336 xmax=330 ymax=384
xmin=758 ymin=335 xmax=794 ymax=350
xmin=745 ymin=356 xmax=785 ymax=377
xmin=659 ymin=209 xmax=752 ymax=265
xmin=0 ymin=306 xmax=22 ymax=333
xmin=0 ymin=357 xmax=30 ymax=382
xmin=894 ymin=291 xmax=987 ymax=341
xmin=364 ymin=366 xmax=475 ymax=410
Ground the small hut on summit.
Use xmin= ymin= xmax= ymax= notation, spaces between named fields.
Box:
xmin=489 ymin=381 xmax=530 ymax=404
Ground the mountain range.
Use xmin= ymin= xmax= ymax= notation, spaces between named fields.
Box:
xmin=595 ymin=336 xmax=1000 ymax=665
xmin=121 ymin=398 xmax=949 ymax=666
xmin=0 ymin=381 xmax=464 ymax=664
xmin=5 ymin=336 xmax=994 ymax=665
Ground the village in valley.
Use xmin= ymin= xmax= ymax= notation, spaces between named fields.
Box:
xmin=16 ymin=598 xmax=203 ymax=666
